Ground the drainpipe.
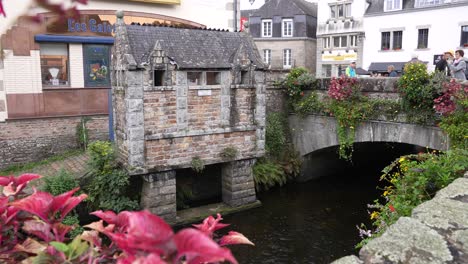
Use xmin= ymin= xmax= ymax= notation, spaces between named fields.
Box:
xmin=234 ymin=0 xmax=238 ymax=31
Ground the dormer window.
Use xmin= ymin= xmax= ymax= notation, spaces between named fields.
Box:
xmin=330 ymin=3 xmax=351 ymax=19
xmin=154 ymin=70 xmax=165 ymax=86
xmin=282 ymin=19 xmax=293 ymax=37
xmin=384 ymin=0 xmax=402 ymax=12
xmin=262 ymin=19 xmax=272 ymax=37
xmin=415 ymin=0 xmax=444 ymax=8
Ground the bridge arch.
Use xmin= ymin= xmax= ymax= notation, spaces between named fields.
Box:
xmin=289 ymin=115 xmax=449 ymax=157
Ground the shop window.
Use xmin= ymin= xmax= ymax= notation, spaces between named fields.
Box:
xmin=323 ymin=65 xmax=332 ymax=77
xmin=83 ymin=44 xmax=110 ymax=87
xmin=40 ymin=43 xmax=69 ymax=87
xmin=154 ymin=70 xmax=165 ymax=86
xmin=206 ymin=72 xmax=221 ymax=85
xmin=188 ymin=72 xmax=202 ymax=85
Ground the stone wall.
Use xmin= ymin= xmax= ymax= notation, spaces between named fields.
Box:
xmin=332 ymin=172 xmax=468 ymax=264
xmin=0 ymin=115 xmax=108 ymax=170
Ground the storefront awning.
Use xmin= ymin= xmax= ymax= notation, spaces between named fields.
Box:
xmin=368 ymin=62 xmax=406 ymax=73
xmin=35 ymin=35 xmax=114 ymax=44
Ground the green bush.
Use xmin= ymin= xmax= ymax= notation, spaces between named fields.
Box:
xmin=297 ymin=72 xmax=318 ymax=89
xmin=191 ymin=156 xmax=205 ymax=173
xmin=358 ymin=149 xmax=468 ymax=247
xmin=43 ymin=170 xmax=83 ymax=239
xmin=85 ymin=141 xmax=139 ymax=213
xmin=439 ymin=103 xmax=468 ymax=149
xmin=283 ymin=67 xmax=309 ymax=101
xmin=293 ymin=91 xmax=324 ymax=117
xmin=62 ymin=214 xmax=84 ymax=239
xmin=265 ymin=113 xmax=287 ymax=158
xmin=398 ymin=63 xmax=436 ymax=124
xmin=43 ymin=169 xmax=79 ymax=196
xmin=220 ymin=146 xmax=238 ymax=160
xmin=253 ymin=159 xmax=288 ymax=191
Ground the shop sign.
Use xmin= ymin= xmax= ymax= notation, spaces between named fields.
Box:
xmin=322 ymin=52 xmax=357 ymax=62
xmin=68 ymin=18 xmax=114 ymax=33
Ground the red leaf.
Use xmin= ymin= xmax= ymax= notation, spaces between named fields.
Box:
xmin=23 ymin=220 xmax=53 ymax=242
xmin=94 ymin=211 xmax=175 ymax=255
xmin=91 ymin=210 xmax=117 ymax=225
xmin=174 ymin=228 xmax=238 ymax=264
xmin=0 ymin=0 xmax=5 ymax=17
xmin=219 ymin=231 xmax=255 ymax=246
xmin=117 ymin=253 xmax=167 ymax=264
xmin=389 ymin=204 xmax=396 ymax=212
xmin=16 ymin=174 xmax=41 ymax=186
xmin=80 ymin=230 xmax=102 ymax=248
xmin=13 ymin=237 xmax=47 ymax=254
xmin=11 ymin=191 xmax=53 ymax=222
xmin=192 ymin=214 xmax=229 ymax=237
xmin=52 ymin=223 xmax=72 ymax=242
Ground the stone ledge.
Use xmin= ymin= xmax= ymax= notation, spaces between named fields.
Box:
xmin=331 ymin=171 xmax=468 ymax=264
xmin=145 ymin=125 xmax=258 ymax=140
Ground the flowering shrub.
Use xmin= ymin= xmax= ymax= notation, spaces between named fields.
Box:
xmin=357 ymin=149 xmax=468 ymax=248
xmin=283 ymin=67 xmax=314 ymax=101
xmin=435 ymin=82 xmax=468 ymax=149
xmin=433 ymin=80 xmax=464 ymax=115
xmin=397 ymin=62 xmax=436 ymax=123
xmin=0 ymin=174 xmax=253 ymax=263
xmin=325 ymin=76 xmax=371 ymax=161
xmin=327 ymin=76 xmax=359 ymax=101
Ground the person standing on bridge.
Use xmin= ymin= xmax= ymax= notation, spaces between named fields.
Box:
xmin=345 ymin=62 xmax=356 ymax=77
xmin=448 ymin=50 xmax=466 ymax=81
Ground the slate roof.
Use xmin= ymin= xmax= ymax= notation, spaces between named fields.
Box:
xmin=364 ymin=0 xmax=458 ymax=15
xmin=125 ymin=24 xmax=265 ymax=69
xmin=252 ymin=0 xmax=317 ymax=18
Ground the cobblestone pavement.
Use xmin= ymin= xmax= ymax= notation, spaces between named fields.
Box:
xmin=6 ymin=152 xmax=89 ymax=178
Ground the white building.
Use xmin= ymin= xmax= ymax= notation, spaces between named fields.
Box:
xmin=363 ymin=0 xmax=468 ymax=74
xmin=316 ymin=0 xmax=367 ymax=77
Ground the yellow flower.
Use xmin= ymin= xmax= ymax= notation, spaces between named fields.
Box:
xmin=399 ymin=157 xmax=405 ymax=163
xmin=383 ymin=190 xmax=391 ymax=196
xmin=370 ymin=211 xmax=379 ymax=220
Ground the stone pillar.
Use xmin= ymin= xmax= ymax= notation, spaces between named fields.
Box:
xmin=222 ymin=159 xmax=257 ymax=207
xmin=141 ymin=170 xmax=176 ymax=222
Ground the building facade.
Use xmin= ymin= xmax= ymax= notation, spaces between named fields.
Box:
xmin=363 ymin=0 xmax=468 ymax=73
xmin=316 ymin=0 xmax=366 ymax=77
xmin=0 ymin=0 xmax=241 ymax=169
xmin=111 ymin=13 xmax=266 ymax=220
xmin=246 ymin=0 xmax=318 ymax=72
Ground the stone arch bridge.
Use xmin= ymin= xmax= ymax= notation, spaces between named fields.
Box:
xmin=289 ymin=115 xmax=449 ymax=157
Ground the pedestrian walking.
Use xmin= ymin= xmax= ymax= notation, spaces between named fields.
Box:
xmin=435 ymin=51 xmax=453 ymax=76
xmin=345 ymin=62 xmax=356 ymax=77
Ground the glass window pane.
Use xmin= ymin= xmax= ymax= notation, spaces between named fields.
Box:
xmin=381 ymin=32 xmax=390 ymax=50
xmin=330 ymin=6 xmax=336 ymax=18
xmin=345 ymin=4 xmax=352 ymax=17
xmin=462 ymin=26 xmax=468 ymax=46
xmin=341 ymin=36 xmax=347 ymax=47
xmin=187 ymin=72 xmax=202 ymax=85
xmin=333 ymin=36 xmax=340 ymax=47
xmin=338 ymin=5 xmax=344 ymax=17
xmin=393 ymin=31 xmax=402 ymax=49
xmin=40 ymin=43 xmax=69 ymax=86
xmin=83 ymin=45 xmax=110 ymax=87
xmin=206 ymin=72 xmax=221 ymax=85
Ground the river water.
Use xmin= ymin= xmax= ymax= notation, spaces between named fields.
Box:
xmin=222 ymin=143 xmax=420 ymax=264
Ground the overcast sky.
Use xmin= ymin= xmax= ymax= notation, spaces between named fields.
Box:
xmin=240 ymin=0 xmax=318 ymax=10
xmin=240 ymin=0 xmax=265 ymax=10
